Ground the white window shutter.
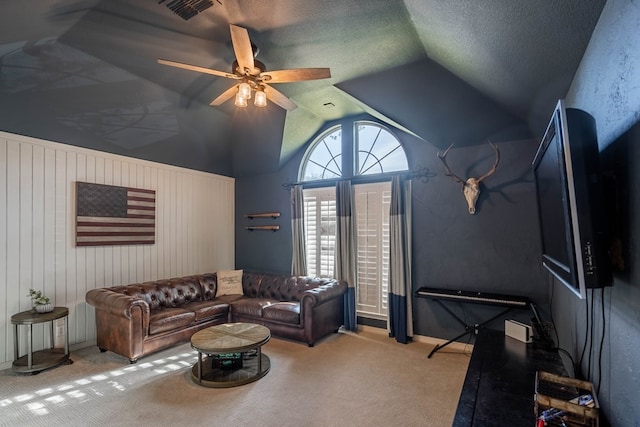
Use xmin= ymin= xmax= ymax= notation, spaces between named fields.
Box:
xmin=303 ymin=188 xmax=336 ymax=277
xmin=355 ymin=182 xmax=391 ymax=317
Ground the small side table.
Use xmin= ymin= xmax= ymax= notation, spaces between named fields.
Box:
xmin=11 ymin=307 xmax=71 ymax=374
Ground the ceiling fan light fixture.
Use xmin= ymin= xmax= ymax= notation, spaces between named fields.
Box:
xmin=158 ymin=24 xmax=330 ymax=112
xmin=238 ymin=82 xmax=251 ymax=99
xmin=235 ymin=91 xmax=248 ymax=107
xmin=254 ymin=89 xmax=267 ymax=107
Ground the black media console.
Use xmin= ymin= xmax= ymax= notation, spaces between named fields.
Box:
xmin=452 ymin=328 xmax=566 ymax=426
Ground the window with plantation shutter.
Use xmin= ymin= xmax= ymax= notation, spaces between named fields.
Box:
xmin=300 ymin=119 xmax=407 ymax=320
xmin=355 ymin=182 xmax=391 ymax=318
xmin=303 ymin=187 xmax=336 ymax=277
xmin=303 ymin=183 xmax=391 ymax=317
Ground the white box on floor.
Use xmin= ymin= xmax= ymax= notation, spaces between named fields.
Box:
xmin=505 ymin=319 xmax=532 ymax=343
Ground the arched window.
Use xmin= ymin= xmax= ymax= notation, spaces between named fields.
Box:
xmin=299 ymin=119 xmax=408 ymax=319
xmin=356 ymin=122 xmax=408 ymax=176
xmin=300 ymin=121 xmax=408 ymax=182
xmin=301 ymin=126 xmax=342 ymax=181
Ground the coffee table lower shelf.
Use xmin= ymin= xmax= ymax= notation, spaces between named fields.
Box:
xmin=191 ymin=353 xmax=270 ymax=388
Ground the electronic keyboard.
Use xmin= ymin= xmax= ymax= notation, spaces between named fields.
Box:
xmin=416 ymin=287 xmax=530 ymax=308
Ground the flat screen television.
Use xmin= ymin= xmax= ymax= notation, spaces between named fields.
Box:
xmin=532 ymin=100 xmax=612 ymax=299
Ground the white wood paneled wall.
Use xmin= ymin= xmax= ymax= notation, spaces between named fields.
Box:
xmin=0 ymin=131 xmax=235 ymax=368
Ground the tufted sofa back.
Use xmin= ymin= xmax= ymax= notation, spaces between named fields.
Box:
xmin=241 ymin=272 xmax=266 ymax=297
xmin=108 ymin=276 xmax=205 ymax=311
xmin=101 ymin=272 xmax=334 ymax=311
xmin=254 ymin=273 xmax=335 ymax=302
xmin=195 ymin=273 xmax=218 ymax=300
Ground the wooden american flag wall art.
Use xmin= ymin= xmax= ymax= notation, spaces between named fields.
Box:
xmin=76 ymin=182 xmax=156 ymax=246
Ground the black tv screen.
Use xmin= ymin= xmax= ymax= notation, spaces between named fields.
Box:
xmin=536 ymin=126 xmax=572 ymax=274
xmin=532 ymin=100 xmax=612 ymax=299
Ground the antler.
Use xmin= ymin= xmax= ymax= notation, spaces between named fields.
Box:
xmin=437 ymin=144 xmax=466 ymax=184
xmin=476 ymin=141 xmax=500 ymax=183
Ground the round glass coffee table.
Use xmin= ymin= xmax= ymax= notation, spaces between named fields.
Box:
xmin=190 ymin=322 xmax=271 ymax=388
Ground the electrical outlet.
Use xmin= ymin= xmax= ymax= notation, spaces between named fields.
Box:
xmin=56 ymin=323 xmax=65 ymax=337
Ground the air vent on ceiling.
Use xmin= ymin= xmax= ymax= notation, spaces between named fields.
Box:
xmin=159 ymin=0 xmax=219 ymax=21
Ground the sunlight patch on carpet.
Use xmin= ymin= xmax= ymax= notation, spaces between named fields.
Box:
xmin=0 ymin=349 xmax=199 ymax=421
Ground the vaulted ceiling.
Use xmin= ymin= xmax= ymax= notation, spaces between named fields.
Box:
xmin=0 ymin=0 xmax=605 ymax=176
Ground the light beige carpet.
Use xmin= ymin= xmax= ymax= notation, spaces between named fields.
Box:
xmin=0 ymin=328 xmax=469 ymax=427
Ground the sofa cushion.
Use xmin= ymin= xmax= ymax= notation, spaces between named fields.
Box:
xmin=217 ymin=269 xmax=244 ymax=295
xmin=149 ymin=308 xmax=196 ymax=335
xmin=215 ymin=294 xmax=246 ymax=304
xmin=186 ymin=301 xmax=229 ymax=322
xmin=231 ymin=298 xmax=275 ymax=317
xmin=262 ymin=302 xmax=300 ymax=324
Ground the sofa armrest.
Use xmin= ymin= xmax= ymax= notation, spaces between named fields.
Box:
xmin=300 ymin=280 xmax=348 ymax=306
xmin=86 ymin=288 xmax=150 ymax=327
xmin=86 ymin=288 xmax=151 ymax=362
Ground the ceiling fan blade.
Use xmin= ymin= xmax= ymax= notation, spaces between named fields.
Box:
xmin=158 ymin=59 xmax=239 ymax=80
xmin=229 ymin=24 xmax=255 ymax=75
xmin=261 ymin=68 xmax=331 ymax=83
xmin=263 ymin=85 xmax=297 ymax=111
xmin=210 ymin=84 xmax=240 ymax=106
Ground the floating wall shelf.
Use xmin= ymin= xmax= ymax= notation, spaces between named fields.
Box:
xmin=245 ymin=225 xmax=280 ymax=232
xmin=245 ymin=212 xmax=280 ymax=219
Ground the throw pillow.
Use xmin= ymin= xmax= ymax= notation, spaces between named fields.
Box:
xmin=217 ymin=269 xmax=244 ymax=296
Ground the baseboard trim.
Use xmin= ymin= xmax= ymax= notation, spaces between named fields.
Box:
xmin=358 ymin=325 xmax=474 ymax=353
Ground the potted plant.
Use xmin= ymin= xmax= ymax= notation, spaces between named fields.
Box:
xmin=28 ymin=288 xmax=54 ymax=313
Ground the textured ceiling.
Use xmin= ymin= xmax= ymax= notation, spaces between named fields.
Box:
xmin=0 ymin=0 xmax=605 ymax=176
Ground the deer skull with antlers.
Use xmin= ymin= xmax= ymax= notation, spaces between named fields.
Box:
xmin=437 ymin=141 xmax=500 ymax=215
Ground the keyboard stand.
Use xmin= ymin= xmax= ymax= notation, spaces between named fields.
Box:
xmin=427 ymin=300 xmax=514 ymax=358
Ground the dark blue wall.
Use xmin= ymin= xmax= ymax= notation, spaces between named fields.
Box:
xmin=235 ymin=159 xmax=297 ymax=274
xmin=549 ymin=122 xmax=640 ymax=427
xmin=555 ymin=1 xmax=640 ymax=425
xmin=235 ymin=121 xmax=547 ymax=339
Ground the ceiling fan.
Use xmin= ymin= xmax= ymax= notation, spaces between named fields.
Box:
xmin=158 ymin=24 xmax=331 ymax=111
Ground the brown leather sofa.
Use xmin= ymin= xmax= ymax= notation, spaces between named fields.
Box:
xmin=85 ymin=271 xmax=347 ymax=363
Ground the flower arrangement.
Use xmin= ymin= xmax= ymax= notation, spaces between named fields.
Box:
xmin=28 ymin=289 xmax=54 ymax=313
xmin=28 ymin=288 xmax=51 ymax=305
